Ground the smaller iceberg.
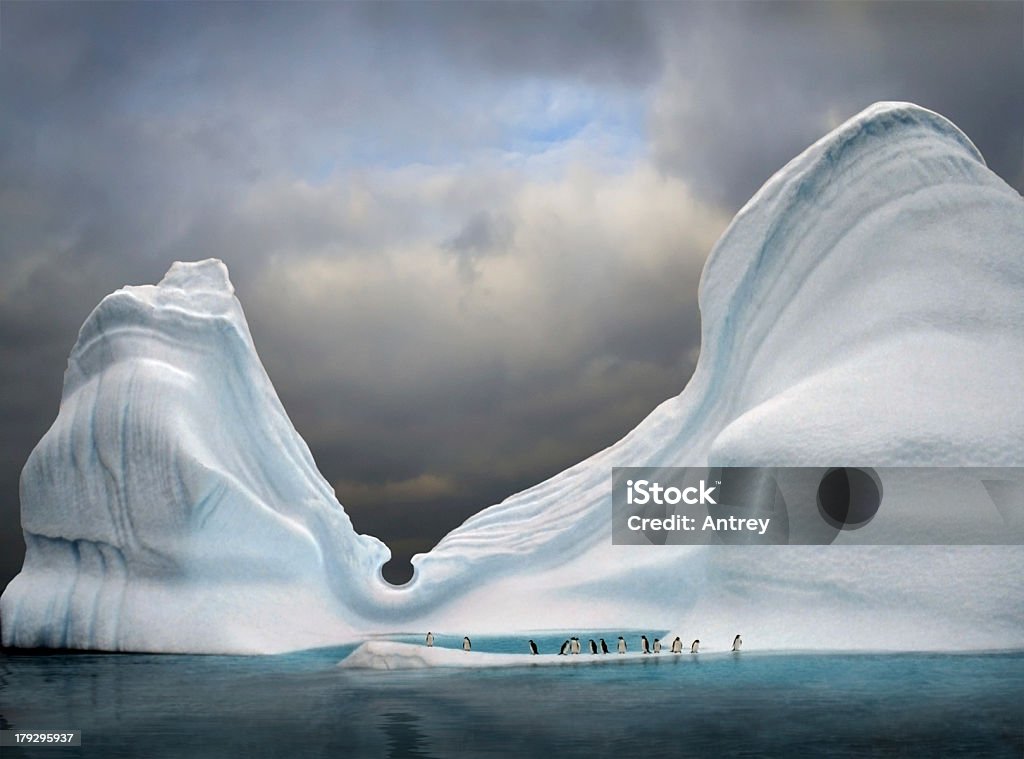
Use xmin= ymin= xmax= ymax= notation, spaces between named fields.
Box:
xmin=338 ymin=640 xmax=699 ymax=670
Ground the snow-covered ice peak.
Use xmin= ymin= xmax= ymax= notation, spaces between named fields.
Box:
xmin=692 ymin=101 xmax=1024 ymax=467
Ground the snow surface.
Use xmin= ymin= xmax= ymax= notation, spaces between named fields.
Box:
xmin=2 ymin=103 xmax=1022 ymax=653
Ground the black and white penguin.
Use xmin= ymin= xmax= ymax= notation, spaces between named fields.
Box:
xmin=653 ymin=638 xmax=662 ymax=654
xmin=600 ymin=638 xmax=610 ymax=654
xmin=589 ymin=639 xmax=598 ymax=654
xmin=732 ymin=634 xmax=742 ymax=652
xmin=617 ymin=636 xmax=627 ymax=654
xmin=425 ymin=632 xmax=434 ymax=647
xmin=463 ymin=636 xmax=472 ymax=652
xmin=559 ymin=639 xmax=571 ymax=655
xmin=528 ymin=639 xmax=538 ymax=655
xmin=671 ymin=636 xmax=682 ymax=654
xmin=571 ymin=637 xmax=581 ymax=655
xmin=641 ymin=635 xmax=650 ymax=654
xmin=690 ymin=639 xmax=700 ymax=653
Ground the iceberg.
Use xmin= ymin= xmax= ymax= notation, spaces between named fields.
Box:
xmin=2 ymin=103 xmax=1022 ymax=653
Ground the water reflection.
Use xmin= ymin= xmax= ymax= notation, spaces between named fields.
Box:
xmin=380 ymin=711 xmax=435 ymax=759
xmin=0 ymin=646 xmax=1021 ymax=758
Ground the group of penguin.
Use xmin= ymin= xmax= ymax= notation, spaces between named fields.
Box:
xmin=424 ymin=631 xmax=742 ymax=654
xmin=540 ymin=634 xmax=741 ymax=656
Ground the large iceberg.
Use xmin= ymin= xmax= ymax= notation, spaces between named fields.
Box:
xmin=2 ymin=103 xmax=1022 ymax=653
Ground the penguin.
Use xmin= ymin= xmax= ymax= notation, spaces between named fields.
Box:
xmin=653 ymin=638 xmax=662 ymax=654
xmin=571 ymin=637 xmax=581 ymax=655
xmin=425 ymin=632 xmax=434 ymax=647
xmin=641 ymin=635 xmax=650 ymax=654
xmin=528 ymin=639 xmax=538 ymax=655
xmin=617 ymin=636 xmax=627 ymax=654
xmin=600 ymin=638 xmax=610 ymax=654
xmin=732 ymin=634 xmax=742 ymax=652
xmin=463 ymin=636 xmax=472 ymax=652
xmin=671 ymin=636 xmax=682 ymax=654
xmin=589 ymin=639 xmax=598 ymax=654
xmin=559 ymin=639 xmax=570 ymax=655
xmin=690 ymin=639 xmax=700 ymax=654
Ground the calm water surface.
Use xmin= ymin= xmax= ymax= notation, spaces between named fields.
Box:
xmin=2 ymin=633 xmax=1021 ymax=758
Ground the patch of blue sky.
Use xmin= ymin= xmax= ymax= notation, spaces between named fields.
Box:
xmin=498 ymin=81 xmax=647 ymax=163
xmin=300 ymin=82 xmax=648 ymax=184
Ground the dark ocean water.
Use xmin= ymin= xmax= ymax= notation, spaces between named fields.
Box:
xmin=1 ymin=634 xmax=1021 ymax=758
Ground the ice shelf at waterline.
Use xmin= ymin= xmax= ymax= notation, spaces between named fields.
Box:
xmin=338 ymin=641 xmax=729 ymax=671
xmin=2 ymin=103 xmax=1022 ymax=654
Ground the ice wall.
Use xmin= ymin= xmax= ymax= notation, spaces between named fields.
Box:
xmin=2 ymin=103 xmax=1022 ymax=653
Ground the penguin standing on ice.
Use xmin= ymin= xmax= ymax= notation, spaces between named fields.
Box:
xmin=690 ymin=639 xmax=700 ymax=654
xmin=600 ymin=638 xmax=610 ymax=654
xmin=589 ymin=639 xmax=598 ymax=654
xmin=732 ymin=634 xmax=742 ymax=652
xmin=571 ymin=637 xmax=581 ymax=655
xmin=528 ymin=639 xmax=538 ymax=655
xmin=559 ymin=640 xmax=571 ymax=655
xmin=641 ymin=635 xmax=650 ymax=654
xmin=671 ymin=637 xmax=682 ymax=653
xmin=425 ymin=632 xmax=434 ymax=647
xmin=617 ymin=636 xmax=627 ymax=654
xmin=653 ymin=638 xmax=662 ymax=654
xmin=463 ymin=636 xmax=472 ymax=652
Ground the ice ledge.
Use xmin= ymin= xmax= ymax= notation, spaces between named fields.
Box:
xmin=337 ymin=640 xmax=699 ymax=670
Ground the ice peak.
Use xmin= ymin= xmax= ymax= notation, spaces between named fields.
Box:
xmin=158 ymin=258 xmax=234 ymax=295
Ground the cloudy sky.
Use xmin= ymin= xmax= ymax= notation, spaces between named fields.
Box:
xmin=1 ymin=1 xmax=1021 ymax=587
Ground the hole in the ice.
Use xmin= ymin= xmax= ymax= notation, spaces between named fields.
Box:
xmin=381 ymin=558 xmax=416 ymax=586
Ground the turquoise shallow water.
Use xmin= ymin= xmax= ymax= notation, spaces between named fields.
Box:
xmin=1 ymin=634 xmax=1021 ymax=758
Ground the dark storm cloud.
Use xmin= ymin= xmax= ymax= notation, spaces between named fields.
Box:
xmin=649 ymin=1 xmax=1024 ymax=209
xmin=444 ymin=210 xmax=515 ymax=282
xmin=0 ymin=2 xmax=1019 ymax=588
xmin=356 ymin=1 xmax=661 ymax=86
